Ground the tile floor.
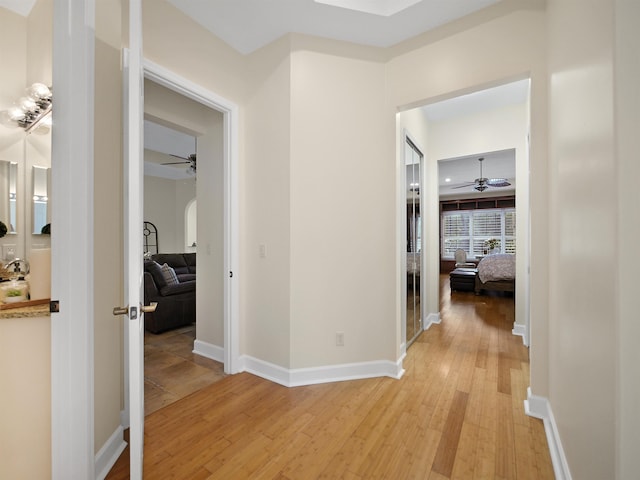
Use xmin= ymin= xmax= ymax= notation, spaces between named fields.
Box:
xmin=144 ymin=324 xmax=226 ymax=415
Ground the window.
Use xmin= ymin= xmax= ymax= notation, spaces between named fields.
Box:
xmin=441 ymin=208 xmax=515 ymax=259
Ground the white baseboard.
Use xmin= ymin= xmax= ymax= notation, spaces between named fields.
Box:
xmin=512 ymin=323 xmax=528 ymax=346
xmin=524 ymin=387 xmax=572 ymax=480
xmin=424 ymin=312 xmax=441 ymax=330
xmin=94 ymin=425 xmax=127 ymax=480
xmin=193 ymin=339 xmax=225 ymax=363
xmin=239 ymin=355 xmax=406 ymax=387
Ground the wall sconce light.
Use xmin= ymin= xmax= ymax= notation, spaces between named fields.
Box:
xmin=0 ymin=83 xmax=52 ymax=134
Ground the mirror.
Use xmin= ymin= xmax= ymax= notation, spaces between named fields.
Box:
xmin=0 ymin=161 xmax=18 ymax=234
xmin=32 ymin=166 xmax=50 ymax=234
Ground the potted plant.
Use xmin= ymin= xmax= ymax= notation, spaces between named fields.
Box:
xmin=484 ymin=238 xmax=500 ymax=254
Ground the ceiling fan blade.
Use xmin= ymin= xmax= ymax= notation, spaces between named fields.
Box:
xmin=161 ymin=161 xmax=189 ymax=165
xmin=485 ymin=178 xmax=511 ymax=187
xmin=450 ymin=182 xmax=477 ymax=189
xmin=170 ymin=153 xmax=189 ymax=160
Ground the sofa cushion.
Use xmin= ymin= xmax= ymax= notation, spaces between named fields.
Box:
xmin=161 ymin=263 xmax=179 ymax=286
xmin=159 ymin=280 xmax=196 ymax=297
xmin=184 ymin=253 xmax=196 ymax=274
xmin=145 ymin=261 xmax=167 ymax=289
xmin=177 ymin=273 xmax=196 ymax=283
xmin=152 ymin=253 xmax=189 ymax=275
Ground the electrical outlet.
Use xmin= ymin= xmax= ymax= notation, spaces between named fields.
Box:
xmin=336 ymin=332 xmax=344 ymax=347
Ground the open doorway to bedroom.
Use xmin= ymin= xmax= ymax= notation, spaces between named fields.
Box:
xmin=141 ymin=78 xmax=227 ymax=414
xmin=398 ymin=77 xmax=531 ymax=347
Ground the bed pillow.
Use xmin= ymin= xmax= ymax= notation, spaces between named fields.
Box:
xmin=160 ymin=263 xmax=179 ymax=286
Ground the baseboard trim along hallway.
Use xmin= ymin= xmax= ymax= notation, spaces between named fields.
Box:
xmin=525 ymin=387 xmax=573 ymax=480
xmin=240 ymin=355 xmax=406 ymax=387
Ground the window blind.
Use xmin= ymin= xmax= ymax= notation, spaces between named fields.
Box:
xmin=441 ymin=208 xmax=516 ymax=258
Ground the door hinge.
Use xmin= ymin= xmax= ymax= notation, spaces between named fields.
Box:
xmin=229 ymin=271 xmax=233 ymax=278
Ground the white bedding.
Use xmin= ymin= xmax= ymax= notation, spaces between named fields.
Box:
xmin=477 ymin=254 xmax=515 ymax=283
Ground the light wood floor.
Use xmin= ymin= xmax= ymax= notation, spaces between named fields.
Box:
xmin=144 ymin=325 xmax=226 ymax=415
xmin=107 ymin=275 xmax=553 ymax=479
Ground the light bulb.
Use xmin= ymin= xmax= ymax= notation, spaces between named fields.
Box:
xmin=27 ymin=83 xmax=51 ymax=101
xmin=19 ymin=97 xmax=38 ymax=113
xmin=8 ymin=106 xmax=26 ymax=122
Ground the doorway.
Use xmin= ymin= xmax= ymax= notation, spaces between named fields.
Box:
xmin=142 ymin=79 xmax=227 ymax=414
xmin=121 ymin=59 xmax=240 ymax=429
xmin=398 ymin=78 xmax=531 ymax=347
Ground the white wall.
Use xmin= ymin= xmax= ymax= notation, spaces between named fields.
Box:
xmin=244 ymin=36 xmax=292 ymax=366
xmin=615 ymin=1 xmax=640 ymax=476
xmin=547 ymin=0 xmax=624 ymax=477
xmin=289 ymin=37 xmax=395 ymax=368
xmin=143 ymin=171 xmax=196 ymax=254
xmin=195 ymin=111 xmax=225 ymax=348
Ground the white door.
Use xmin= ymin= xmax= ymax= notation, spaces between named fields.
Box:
xmin=120 ymin=0 xmax=146 ymax=478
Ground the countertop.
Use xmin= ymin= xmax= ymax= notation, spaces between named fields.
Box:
xmin=0 ymin=303 xmax=50 ymax=319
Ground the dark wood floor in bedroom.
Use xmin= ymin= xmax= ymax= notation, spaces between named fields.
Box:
xmin=107 ymin=275 xmax=553 ymax=479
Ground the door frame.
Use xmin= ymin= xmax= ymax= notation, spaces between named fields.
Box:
xmin=51 ymin=0 xmax=96 ymax=477
xmin=143 ymin=59 xmax=240 ymax=374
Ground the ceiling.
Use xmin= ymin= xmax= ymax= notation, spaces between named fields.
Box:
xmin=0 ymin=0 xmax=36 ymax=16
xmin=1 ymin=0 xmax=502 ymax=44
xmin=166 ymin=0 xmax=501 ymax=54
xmin=144 ymin=121 xmax=196 ymax=180
xmin=437 ymin=149 xmax=516 ymax=197
xmin=422 ymin=79 xmax=528 ymax=122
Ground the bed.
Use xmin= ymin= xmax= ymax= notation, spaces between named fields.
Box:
xmin=475 ymin=253 xmax=515 ymax=295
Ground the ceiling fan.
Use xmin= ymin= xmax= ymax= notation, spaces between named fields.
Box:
xmin=162 ymin=153 xmax=196 ymax=174
xmin=452 ymin=157 xmax=510 ymax=192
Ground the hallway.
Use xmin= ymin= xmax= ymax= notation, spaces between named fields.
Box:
xmin=107 ymin=276 xmax=552 ymax=479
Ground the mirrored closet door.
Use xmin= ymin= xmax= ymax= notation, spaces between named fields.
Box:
xmin=405 ymin=137 xmax=423 ymax=347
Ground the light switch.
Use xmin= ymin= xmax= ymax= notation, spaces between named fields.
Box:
xmin=259 ymin=244 xmax=267 ymax=258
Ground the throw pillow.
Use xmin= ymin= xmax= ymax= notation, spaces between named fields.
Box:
xmin=160 ymin=263 xmax=179 ymax=286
